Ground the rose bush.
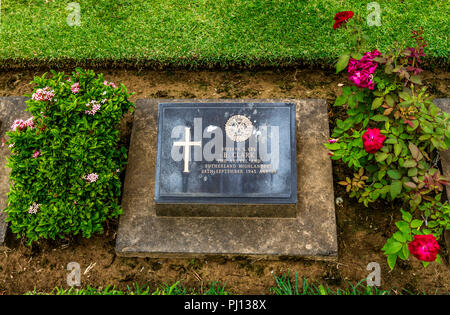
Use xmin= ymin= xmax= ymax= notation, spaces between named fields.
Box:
xmin=325 ymin=12 xmax=450 ymax=269
xmin=3 ymin=68 xmax=134 ymax=244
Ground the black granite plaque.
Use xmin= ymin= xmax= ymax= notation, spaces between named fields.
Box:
xmin=154 ymin=102 xmax=297 ymax=205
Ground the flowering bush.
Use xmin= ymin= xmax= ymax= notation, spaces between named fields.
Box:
xmin=325 ymin=12 xmax=450 ymax=269
xmin=4 ymin=68 xmax=134 ymax=244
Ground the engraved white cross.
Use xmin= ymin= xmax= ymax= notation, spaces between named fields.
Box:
xmin=173 ymin=127 xmax=202 ymax=173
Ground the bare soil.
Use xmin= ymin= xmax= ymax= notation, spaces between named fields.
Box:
xmin=0 ymin=68 xmax=448 ymax=295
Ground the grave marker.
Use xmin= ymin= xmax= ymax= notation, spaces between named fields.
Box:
xmin=116 ymin=99 xmax=338 ymax=259
xmin=154 ymin=102 xmax=297 ymax=217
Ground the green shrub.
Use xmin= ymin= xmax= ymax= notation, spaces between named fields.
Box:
xmin=4 ymin=68 xmax=134 ymax=244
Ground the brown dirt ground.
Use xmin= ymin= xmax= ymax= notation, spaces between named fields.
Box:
xmin=0 ymin=68 xmax=449 ymax=295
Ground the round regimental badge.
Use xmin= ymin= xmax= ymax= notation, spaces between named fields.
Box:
xmin=225 ymin=115 xmax=253 ymax=142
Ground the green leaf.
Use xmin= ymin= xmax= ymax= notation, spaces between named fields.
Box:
xmin=375 ymin=152 xmax=389 ymax=162
xmin=371 ymin=114 xmax=388 ymax=122
xmin=408 ymin=168 xmax=418 ymax=177
xmin=401 ymin=244 xmax=410 ymax=260
xmin=431 ymin=137 xmax=441 ymax=149
xmin=403 ymin=159 xmax=417 ymax=168
xmin=399 ymin=91 xmax=410 ymax=100
xmin=385 ymin=94 xmax=394 ymax=107
xmin=347 ymin=95 xmax=357 ymax=108
xmin=385 ymin=241 xmax=402 ymax=255
xmin=387 ymin=254 xmax=397 ymax=270
xmin=342 ymin=86 xmax=352 ymax=96
xmin=396 ymin=221 xmax=410 ymax=233
xmin=387 ymin=170 xmax=402 ymax=180
xmin=385 ymin=137 xmax=397 ymax=144
xmin=325 ymin=142 xmax=340 ymax=150
xmin=410 ymin=219 xmax=423 ymax=228
xmin=393 ymin=231 xmax=406 ymax=242
xmin=336 ymin=119 xmax=344 ymax=129
xmin=418 ymin=134 xmax=431 ymax=141
xmin=334 ymin=95 xmax=347 ymax=107
xmin=401 ymin=210 xmax=412 ymax=223
xmin=386 ymin=154 xmax=393 ymax=165
xmin=410 ymin=75 xmax=422 ymax=85
xmin=390 ymin=180 xmax=403 ymax=199
xmin=371 ymin=97 xmax=384 ymax=110
xmin=394 ymin=143 xmax=402 ymax=156
xmin=336 ymin=53 xmax=350 ymax=73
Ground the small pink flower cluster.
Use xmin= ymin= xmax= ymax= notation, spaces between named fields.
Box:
xmin=33 ymin=150 xmax=41 ymax=158
xmin=71 ymin=82 xmax=80 ymax=94
xmin=348 ymin=50 xmax=380 ymax=90
xmin=28 ymin=202 xmax=41 ymax=214
xmin=32 ymin=87 xmax=54 ymax=101
xmin=103 ymin=80 xmax=117 ymax=89
xmin=11 ymin=117 xmax=35 ymax=131
xmin=85 ymin=100 xmax=101 ymax=115
xmin=84 ymin=173 xmax=99 ymax=183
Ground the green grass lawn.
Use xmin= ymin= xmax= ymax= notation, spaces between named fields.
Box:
xmin=1 ymin=0 xmax=448 ymax=68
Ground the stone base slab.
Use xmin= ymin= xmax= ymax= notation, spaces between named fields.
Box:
xmin=115 ymin=99 xmax=338 ymax=260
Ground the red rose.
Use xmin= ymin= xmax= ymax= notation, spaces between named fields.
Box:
xmin=362 ymin=128 xmax=385 ymax=153
xmin=408 ymin=234 xmax=440 ymax=262
xmin=333 ymin=11 xmax=354 ymax=30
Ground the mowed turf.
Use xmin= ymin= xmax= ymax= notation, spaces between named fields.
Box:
xmin=0 ymin=0 xmax=448 ymax=68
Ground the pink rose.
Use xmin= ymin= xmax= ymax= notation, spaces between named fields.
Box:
xmin=362 ymin=128 xmax=385 ymax=153
xmin=347 ymin=50 xmax=380 ymax=90
xmin=408 ymin=234 xmax=440 ymax=262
